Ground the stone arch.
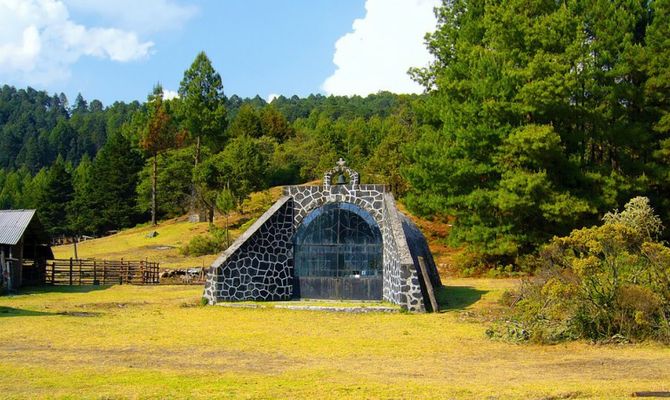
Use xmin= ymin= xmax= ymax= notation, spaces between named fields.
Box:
xmin=323 ymin=158 xmax=360 ymax=187
xmin=292 ymin=188 xmax=385 ymax=229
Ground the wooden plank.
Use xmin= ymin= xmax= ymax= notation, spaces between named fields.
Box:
xmin=418 ymin=256 xmax=439 ymax=313
xmin=69 ymin=258 xmax=73 ymax=285
xmin=40 ymin=258 xmax=160 ymax=286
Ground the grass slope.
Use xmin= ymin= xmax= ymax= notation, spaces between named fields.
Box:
xmin=1 ymin=279 xmax=669 ymax=399
xmin=52 ymin=187 xmax=283 ymax=269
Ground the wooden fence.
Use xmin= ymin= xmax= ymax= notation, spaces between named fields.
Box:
xmin=45 ymin=259 xmax=160 ymax=286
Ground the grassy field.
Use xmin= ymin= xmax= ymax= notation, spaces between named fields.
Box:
xmin=1 ymin=278 xmax=669 ymax=399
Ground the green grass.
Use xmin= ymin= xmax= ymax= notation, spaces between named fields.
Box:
xmin=1 ymin=279 xmax=669 ymax=399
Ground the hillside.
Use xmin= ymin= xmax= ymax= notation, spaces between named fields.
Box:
xmin=53 ymin=184 xmax=454 ymax=272
xmin=52 ymin=186 xmax=284 ymax=269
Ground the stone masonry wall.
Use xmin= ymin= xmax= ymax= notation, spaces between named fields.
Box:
xmin=203 ymin=197 xmax=294 ymax=303
xmin=382 ymin=194 xmax=425 ymax=312
xmin=284 ymin=184 xmax=386 ymax=229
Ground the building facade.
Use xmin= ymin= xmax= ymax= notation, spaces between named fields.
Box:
xmin=0 ymin=210 xmax=53 ymax=293
xmin=203 ymin=160 xmax=440 ymax=312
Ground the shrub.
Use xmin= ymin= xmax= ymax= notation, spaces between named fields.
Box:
xmin=491 ymin=197 xmax=670 ymax=343
xmin=180 ymin=227 xmax=231 ymax=256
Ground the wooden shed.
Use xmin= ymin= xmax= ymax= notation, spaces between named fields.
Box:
xmin=0 ymin=210 xmax=53 ymax=293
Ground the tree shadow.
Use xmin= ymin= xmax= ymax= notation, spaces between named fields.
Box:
xmin=18 ymin=285 xmax=113 ymax=295
xmin=435 ymin=285 xmax=488 ymax=311
xmin=0 ymin=306 xmax=58 ymax=318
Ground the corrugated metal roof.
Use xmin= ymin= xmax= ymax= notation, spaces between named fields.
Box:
xmin=0 ymin=209 xmax=36 ymax=245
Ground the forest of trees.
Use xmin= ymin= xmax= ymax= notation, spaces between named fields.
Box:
xmin=0 ymin=53 xmax=420 ymax=239
xmin=1 ymin=1 xmax=669 ymax=277
xmin=405 ymin=0 xmax=670 ymax=271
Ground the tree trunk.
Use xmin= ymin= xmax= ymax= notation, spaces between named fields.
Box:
xmin=73 ymin=236 xmax=78 ymax=260
xmin=189 ymin=136 xmax=201 ymax=220
xmin=194 ymin=136 xmax=201 ymax=168
xmin=151 ymin=153 xmax=157 ymax=226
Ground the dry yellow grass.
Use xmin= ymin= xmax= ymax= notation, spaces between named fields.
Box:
xmin=52 ymin=187 xmax=283 ymax=269
xmin=37 ymin=187 xmax=670 ymax=398
xmin=53 ymin=217 xmax=218 ymax=269
xmin=1 ymin=278 xmax=669 ymax=399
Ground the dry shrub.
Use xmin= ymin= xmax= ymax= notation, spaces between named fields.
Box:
xmin=489 ymin=197 xmax=670 ymax=343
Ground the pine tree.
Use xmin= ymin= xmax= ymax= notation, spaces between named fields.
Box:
xmin=178 ymin=51 xmax=227 ymax=163
xmin=37 ymin=156 xmax=74 ymax=238
xmin=178 ymin=51 xmax=228 ymax=220
xmin=68 ymin=154 xmax=95 ymax=236
xmin=138 ymin=84 xmax=181 ymax=225
xmin=89 ymin=131 xmax=143 ymax=234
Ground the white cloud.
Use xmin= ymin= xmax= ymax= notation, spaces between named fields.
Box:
xmin=322 ymin=0 xmax=439 ymax=96
xmin=163 ymin=89 xmax=179 ymax=100
xmin=0 ymin=0 xmax=154 ymax=85
xmin=266 ymin=93 xmax=280 ymax=103
xmin=63 ymin=0 xmax=198 ymax=34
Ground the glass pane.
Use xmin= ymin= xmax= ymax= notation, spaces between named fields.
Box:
xmin=294 ymin=202 xmax=382 ymax=277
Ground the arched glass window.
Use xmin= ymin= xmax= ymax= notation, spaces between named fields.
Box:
xmin=294 ymin=202 xmax=382 ymax=277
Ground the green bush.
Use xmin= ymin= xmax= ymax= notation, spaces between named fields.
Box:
xmin=180 ymin=227 xmax=231 ymax=256
xmin=490 ymin=197 xmax=670 ymax=344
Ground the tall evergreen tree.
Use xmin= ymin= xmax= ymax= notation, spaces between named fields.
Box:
xmin=89 ymin=131 xmax=143 ymax=234
xmin=137 ymin=147 xmax=195 ymax=219
xmin=37 ymin=156 xmax=74 ymax=238
xmin=178 ymin=51 xmax=228 ymax=220
xmin=178 ymin=51 xmax=227 ymax=163
xmin=139 ymin=84 xmax=181 ymax=225
xmin=68 ymin=154 xmax=95 ymax=236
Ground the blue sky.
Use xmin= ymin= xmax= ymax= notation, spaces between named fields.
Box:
xmin=0 ymin=0 xmax=439 ymax=106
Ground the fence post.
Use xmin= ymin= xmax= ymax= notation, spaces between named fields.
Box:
xmin=103 ymin=261 xmax=107 ymax=285
xmin=93 ymin=260 xmax=97 ymax=285
xmin=78 ymin=259 xmax=82 ymax=285
xmin=69 ymin=257 xmax=73 ymax=285
xmin=51 ymin=261 xmax=55 ymax=285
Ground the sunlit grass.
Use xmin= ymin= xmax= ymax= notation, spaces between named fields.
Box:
xmin=52 ymin=187 xmax=283 ymax=269
xmin=53 ymin=217 xmax=218 ymax=269
xmin=1 ymin=279 xmax=669 ymax=399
